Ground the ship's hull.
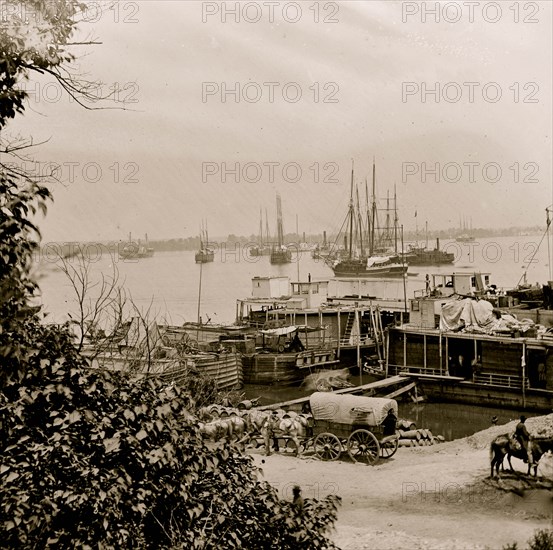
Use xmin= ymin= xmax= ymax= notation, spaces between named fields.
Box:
xmin=87 ymin=350 xmax=242 ymax=390
xmin=332 ymin=260 xmax=407 ymax=278
xmin=195 ymin=250 xmax=215 ymax=263
xmin=242 ymin=349 xmax=338 ymax=385
xmin=403 ymin=251 xmax=454 ymax=266
xmin=119 ymin=243 xmax=154 ymax=260
xmin=250 ymin=246 xmax=271 ymax=257
xmin=270 ymin=250 xmax=292 ymax=264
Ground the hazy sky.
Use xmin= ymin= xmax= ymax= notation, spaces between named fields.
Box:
xmin=7 ymin=0 xmax=553 ymax=242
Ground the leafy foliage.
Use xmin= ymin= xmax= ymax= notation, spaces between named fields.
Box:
xmin=502 ymin=529 xmax=553 ymax=550
xmin=0 ymin=0 xmax=84 ymax=127
xmin=0 ymin=337 xmax=341 ymax=548
xmin=527 ymin=529 xmax=553 ymax=550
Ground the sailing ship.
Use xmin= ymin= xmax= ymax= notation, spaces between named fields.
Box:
xmin=456 ymin=216 xmax=476 ymax=242
xmin=119 ymin=233 xmax=155 ymax=260
xmin=250 ymin=208 xmax=272 ymax=257
xmin=195 ymin=221 xmax=214 ymax=263
xmin=270 ymin=194 xmax=292 ymax=264
xmin=311 ymin=230 xmax=332 ymax=259
xmin=327 ymin=161 xmax=407 ymax=278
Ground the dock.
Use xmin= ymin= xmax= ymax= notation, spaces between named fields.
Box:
xmin=257 ymin=375 xmax=411 ymax=411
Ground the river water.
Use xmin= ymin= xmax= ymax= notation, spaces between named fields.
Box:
xmin=36 ymin=234 xmax=549 ymax=440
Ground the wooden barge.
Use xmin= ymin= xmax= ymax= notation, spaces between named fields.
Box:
xmin=385 ymin=272 xmax=553 ymax=411
xmin=387 ymin=326 xmax=553 ymax=411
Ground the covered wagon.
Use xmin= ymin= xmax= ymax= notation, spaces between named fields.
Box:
xmin=309 ymin=392 xmax=399 ymax=464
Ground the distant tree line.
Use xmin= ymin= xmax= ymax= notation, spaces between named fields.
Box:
xmin=39 ymin=224 xmax=545 ymax=256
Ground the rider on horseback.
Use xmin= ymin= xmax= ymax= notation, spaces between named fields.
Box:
xmin=515 ymin=415 xmax=533 ymax=465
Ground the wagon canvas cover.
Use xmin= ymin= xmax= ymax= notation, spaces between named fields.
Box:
xmin=309 ymin=392 xmax=398 ymax=427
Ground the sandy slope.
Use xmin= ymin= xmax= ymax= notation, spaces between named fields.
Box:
xmin=249 ymin=418 xmax=553 ymax=549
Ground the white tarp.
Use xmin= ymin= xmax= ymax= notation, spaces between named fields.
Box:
xmin=309 ymin=392 xmax=398 ymax=426
xmin=439 ymin=299 xmax=495 ymax=332
xmin=439 ymin=298 xmax=537 ymax=335
xmin=366 ymin=256 xmax=393 ymax=267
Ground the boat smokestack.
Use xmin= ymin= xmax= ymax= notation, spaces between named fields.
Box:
xmin=436 ymin=237 xmax=440 ymax=250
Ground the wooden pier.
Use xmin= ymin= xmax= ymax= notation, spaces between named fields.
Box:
xmin=257 ymin=375 xmax=411 ymax=411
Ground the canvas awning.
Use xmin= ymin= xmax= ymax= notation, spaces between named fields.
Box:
xmin=309 ymin=392 xmax=398 ymax=426
xmin=259 ymin=325 xmax=299 ymax=336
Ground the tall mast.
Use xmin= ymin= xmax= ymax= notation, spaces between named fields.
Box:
xmin=348 ymin=161 xmax=354 ymax=260
xmin=365 ymin=178 xmax=371 ymax=255
xmin=370 ymin=158 xmax=376 ymax=256
xmin=259 ymin=208 xmax=263 ymax=246
xmin=425 ymin=220 xmax=428 ymax=249
xmin=276 ymin=194 xmax=284 ymax=247
xmin=385 ymin=190 xmax=391 ymax=250
xmin=394 ymin=186 xmax=398 ymax=254
xmin=265 ymin=208 xmax=270 ymax=243
xmin=356 ymin=185 xmax=364 ymax=257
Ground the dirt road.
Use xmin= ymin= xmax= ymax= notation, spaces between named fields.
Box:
xmin=250 ymin=418 xmax=553 ymax=549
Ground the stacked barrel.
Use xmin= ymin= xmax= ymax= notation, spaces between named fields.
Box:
xmin=397 ymin=419 xmax=445 ymax=447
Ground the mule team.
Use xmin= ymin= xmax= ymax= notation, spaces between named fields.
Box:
xmin=197 ymin=404 xmax=311 ymax=455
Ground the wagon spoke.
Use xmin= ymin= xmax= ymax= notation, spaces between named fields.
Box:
xmin=380 ymin=436 xmax=399 ymax=459
xmin=347 ymin=429 xmax=380 ymax=465
xmin=314 ymin=433 xmax=342 ymax=461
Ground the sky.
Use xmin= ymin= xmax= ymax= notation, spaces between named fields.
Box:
xmin=6 ymin=0 xmax=553 ymax=242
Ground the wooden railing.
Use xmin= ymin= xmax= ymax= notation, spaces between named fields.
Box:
xmin=388 ymin=364 xmax=443 ymax=377
xmin=473 ymin=372 xmax=530 ymax=389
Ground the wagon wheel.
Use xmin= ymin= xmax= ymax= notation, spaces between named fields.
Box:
xmin=380 ymin=436 xmax=399 ymax=459
xmin=314 ymin=433 xmax=342 ymax=461
xmin=347 ymin=429 xmax=380 ymax=465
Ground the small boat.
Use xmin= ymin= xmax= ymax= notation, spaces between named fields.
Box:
xmin=251 ymin=208 xmax=272 ymax=256
xmin=270 ymin=245 xmax=292 ymax=264
xmin=195 ymin=221 xmax=214 ymax=263
xmin=456 ymin=234 xmax=476 ymax=243
xmin=119 ymin=233 xmax=155 ymax=260
xmin=242 ymin=325 xmax=339 ymax=385
xmin=82 ymin=318 xmax=243 ymax=389
xmin=270 ymin=194 xmax=292 ymax=264
xmin=402 ymin=238 xmax=454 ymax=266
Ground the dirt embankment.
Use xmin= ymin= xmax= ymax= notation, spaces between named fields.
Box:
xmin=250 ymin=415 xmax=553 ymax=549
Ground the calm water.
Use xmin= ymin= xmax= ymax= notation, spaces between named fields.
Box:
xmin=37 ymin=235 xmax=551 ymax=325
xmin=36 ymin=234 xmax=549 ymax=440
